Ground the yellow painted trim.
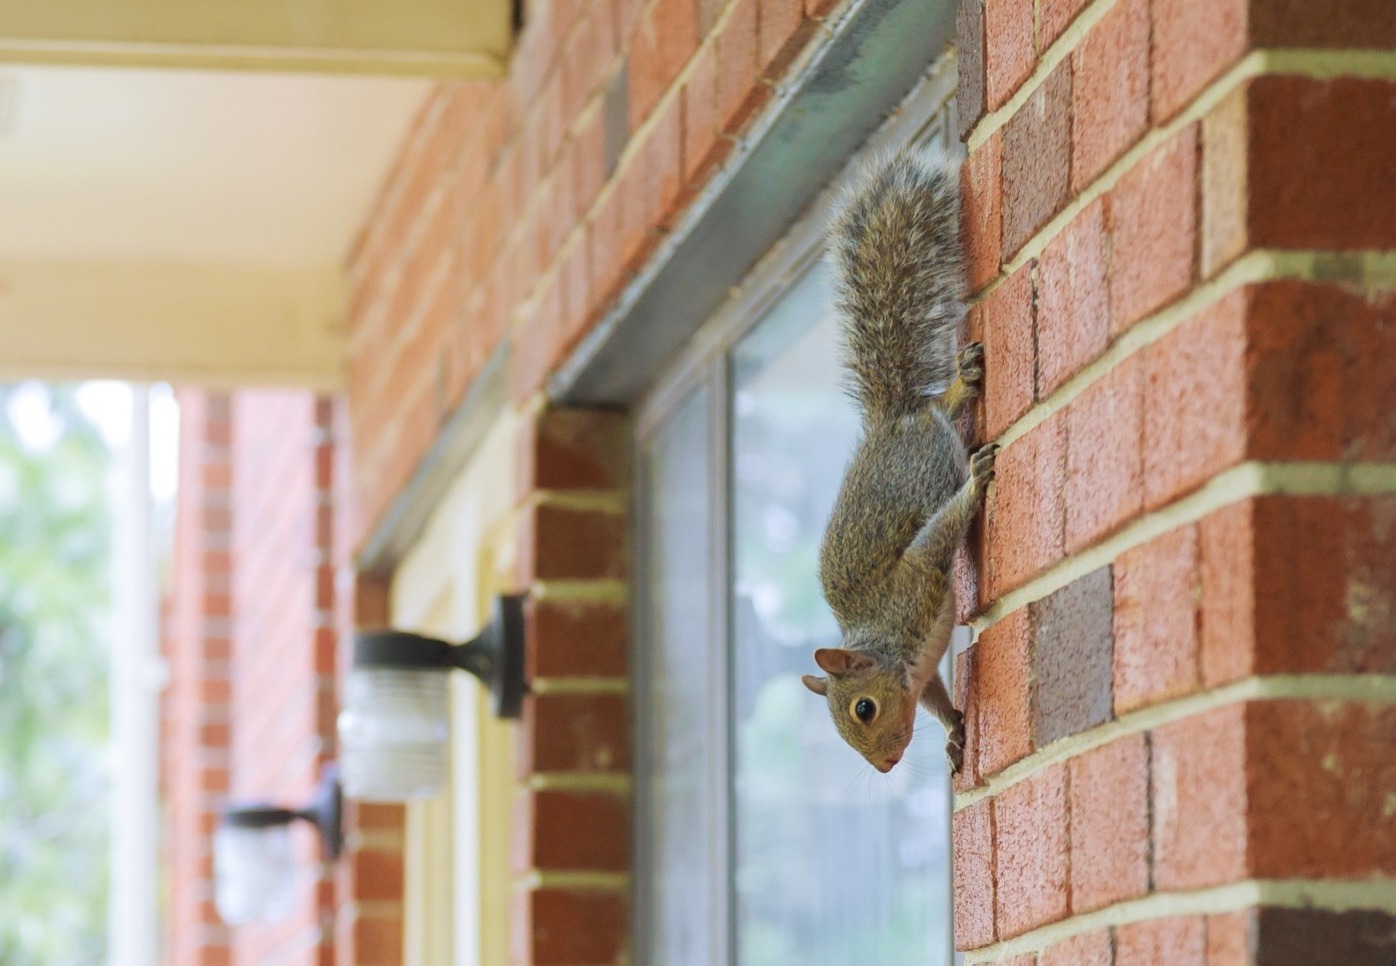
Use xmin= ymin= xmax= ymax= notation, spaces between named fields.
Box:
xmin=0 ymin=0 xmax=509 ymax=77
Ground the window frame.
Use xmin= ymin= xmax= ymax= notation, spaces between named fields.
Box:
xmin=632 ymin=57 xmax=963 ymax=966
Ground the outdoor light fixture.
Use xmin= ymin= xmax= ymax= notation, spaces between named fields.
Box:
xmin=214 ymin=765 xmax=342 ymax=926
xmin=337 ymin=594 xmax=526 ymax=801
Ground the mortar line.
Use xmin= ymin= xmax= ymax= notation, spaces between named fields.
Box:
xmin=530 ymin=579 xmax=629 ymax=603
xmin=514 ymin=870 xmax=630 ymax=891
xmin=954 ymin=673 xmax=1396 ymax=813
xmin=973 ymin=461 xmax=1396 ymax=632
xmin=524 ymin=772 xmax=632 ymax=793
xmin=962 ymin=879 xmax=1396 ymax=963
xmin=530 ymin=677 xmax=630 ymax=695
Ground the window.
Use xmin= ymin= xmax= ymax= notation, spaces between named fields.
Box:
xmin=635 ymin=66 xmax=962 ymax=966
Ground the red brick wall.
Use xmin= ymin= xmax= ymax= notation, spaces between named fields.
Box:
xmin=227 ymin=390 xmax=337 ymax=966
xmin=345 ymin=0 xmax=836 ymax=551
xmin=510 ymin=408 xmax=631 ymax=964
xmin=952 ymin=0 xmax=1396 ymax=961
xmin=163 ymin=390 xmax=235 ymax=966
xmin=164 ymin=391 xmax=406 ymax=966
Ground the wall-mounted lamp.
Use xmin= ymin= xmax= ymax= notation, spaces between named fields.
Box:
xmin=337 ymin=594 xmax=526 ymax=801
xmin=214 ymin=764 xmax=342 ymax=925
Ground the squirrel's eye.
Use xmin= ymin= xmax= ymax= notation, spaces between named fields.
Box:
xmin=853 ymin=698 xmax=877 ymax=724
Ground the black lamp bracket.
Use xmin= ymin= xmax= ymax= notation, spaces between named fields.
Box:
xmin=351 ymin=594 xmax=527 ymax=719
xmin=221 ymin=763 xmax=343 ymax=860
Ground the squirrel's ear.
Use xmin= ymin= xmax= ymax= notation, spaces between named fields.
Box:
xmin=813 ymin=647 xmax=875 ymax=676
xmin=801 ymin=674 xmax=829 ymax=696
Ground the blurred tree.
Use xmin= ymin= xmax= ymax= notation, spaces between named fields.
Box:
xmin=0 ymin=383 xmax=111 ymax=964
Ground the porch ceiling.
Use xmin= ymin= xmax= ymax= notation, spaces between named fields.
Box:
xmin=0 ymin=64 xmax=431 ymax=388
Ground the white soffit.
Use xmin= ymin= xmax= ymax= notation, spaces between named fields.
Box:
xmin=0 ymin=65 xmax=434 ymax=387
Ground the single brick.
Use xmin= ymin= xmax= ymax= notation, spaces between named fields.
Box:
xmin=1255 ymin=907 xmax=1396 ymax=966
xmin=1040 ymin=0 xmax=1091 ymax=49
xmin=519 ymin=503 xmax=627 ymax=581
xmin=1113 ymin=525 xmax=1201 ymax=713
xmin=1003 ymin=61 xmax=1072 ymax=258
xmin=985 ymin=0 xmax=1035 ymax=110
xmin=1151 ymin=0 xmax=1247 ymax=122
xmin=1278 ymin=497 xmax=1396 ymax=676
xmin=1201 ymin=83 xmax=1248 ymax=278
xmin=516 ymin=888 xmax=627 ymax=966
xmin=517 ymin=692 xmax=629 ymax=778
xmin=1065 ymin=355 xmax=1144 ymax=552
xmin=975 ymin=608 xmax=1033 ymax=775
xmin=1247 ymin=700 xmax=1396 ymax=880
xmin=517 ymin=408 xmax=630 ymax=495
xmin=1249 ymin=76 xmax=1396 ymax=251
xmin=953 ymin=646 xmax=983 ymax=791
xmin=1071 ymin=0 xmax=1150 ymax=191
xmin=515 ymin=789 xmax=630 ymax=873
xmin=1247 ymin=281 xmax=1396 ymax=463
xmin=642 ymin=91 xmax=685 ymax=229
xmin=681 ymin=44 xmax=730 ymax=188
xmin=627 ymin=0 xmax=700 ymax=129
xmin=1107 ymin=125 xmax=1198 ymax=335
xmin=1069 ymin=733 xmax=1150 ymax=912
xmin=953 ymin=798 xmax=996 ymax=950
xmin=716 ymin=0 xmax=768 ymax=136
xmin=349 ymin=848 xmax=406 ymax=903
xmin=1037 ymin=198 xmax=1110 ymax=395
xmin=757 ymin=0 xmax=815 ymax=80
xmin=1033 ymin=566 xmax=1114 ymax=746
xmin=983 ymin=262 xmax=1037 ymax=438
xmin=1118 ymin=916 xmax=1207 ymax=965
xmin=985 ymin=412 xmax=1066 ymax=598
xmin=1253 ymin=0 xmax=1396 ymax=48
xmin=1206 ymin=909 xmax=1253 ymax=966
xmin=1041 ymin=929 xmax=1113 ymax=966
xmin=526 ymin=597 xmax=629 ymax=680
xmin=1152 ymin=704 xmax=1247 ymax=889
xmin=957 ymin=0 xmax=987 ymax=141
xmin=962 ymin=132 xmax=1003 ymax=294
xmin=995 ymin=763 xmax=1070 ymax=937
xmin=1141 ymin=295 xmax=1248 ymax=512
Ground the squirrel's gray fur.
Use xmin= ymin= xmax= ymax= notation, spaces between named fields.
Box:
xmin=830 ymin=150 xmax=965 ymax=421
xmin=805 ymin=150 xmax=995 ymax=775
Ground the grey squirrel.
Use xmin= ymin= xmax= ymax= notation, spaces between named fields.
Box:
xmin=801 ymin=150 xmax=994 ymax=775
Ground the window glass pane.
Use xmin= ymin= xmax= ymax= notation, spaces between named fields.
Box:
xmin=730 ymin=266 xmax=952 ymax=965
xmin=641 ymin=388 xmax=715 ymax=965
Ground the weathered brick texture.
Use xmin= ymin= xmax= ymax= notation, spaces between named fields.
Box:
xmin=510 ymin=408 xmax=632 ymax=965
xmin=956 ymin=0 xmax=1396 ymax=960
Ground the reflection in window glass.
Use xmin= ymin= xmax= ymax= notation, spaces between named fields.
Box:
xmin=730 ymin=267 xmax=952 ymax=965
xmin=641 ymin=389 xmax=716 ymax=965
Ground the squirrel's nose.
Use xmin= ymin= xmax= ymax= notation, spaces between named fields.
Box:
xmin=877 ymin=754 xmax=902 ymax=772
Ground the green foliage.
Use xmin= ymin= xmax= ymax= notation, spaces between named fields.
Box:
xmin=0 ymin=384 xmax=112 ymax=965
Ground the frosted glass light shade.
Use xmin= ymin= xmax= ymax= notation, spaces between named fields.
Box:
xmin=213 ymin=823 xmax=296 ymax=924
xmin=338 ymin=666 xmax=451 ymax=801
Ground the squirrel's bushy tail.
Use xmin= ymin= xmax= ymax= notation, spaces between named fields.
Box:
xmin=829 ymin=150 xmax=964 ymax=424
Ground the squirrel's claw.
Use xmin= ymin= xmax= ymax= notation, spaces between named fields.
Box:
xmin=945 ymin=709 xmax=966 ymax=774
xmin=970 ymin=443 xmax=999 ymax=488
xmin=956 ymin=342 xmax=985 ymax=389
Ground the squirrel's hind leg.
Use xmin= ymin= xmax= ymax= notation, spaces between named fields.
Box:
xmin=937 ymin=342 xmax=984 ymax=419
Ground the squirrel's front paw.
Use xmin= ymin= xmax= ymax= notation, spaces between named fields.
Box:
xmin=956 ymin=342 xmax=985 ymax=392
xmin=970 ymin=444 xmax=998 ymax=491
xmin=945 ymin=709 xmax=966 ymax=774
